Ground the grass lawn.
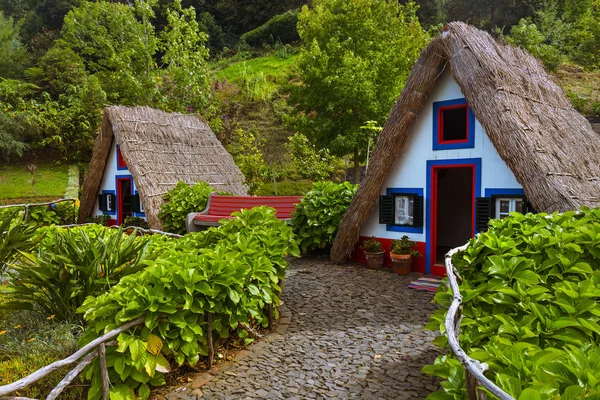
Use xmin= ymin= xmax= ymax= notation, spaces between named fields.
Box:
xmin=0 ymin=162 xmax=70 ymax=203
xmin=213 ymin=53 xmax=299 ymax=100
xmin=214 ymin=53 xmax=298 ymax=83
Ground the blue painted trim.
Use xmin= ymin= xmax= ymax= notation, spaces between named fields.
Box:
xmin=116 ymin=145 xmax=128 ymax=171
xmin=100 ymin=190 xmax=116 ymax=216
xmin=432 ymin=98 xmax=476 ymax=150
xmin=426 ymin=158 xmax=481 ymax=274
xmin=385 ymin=187 xmax=424 ymax=233
xmin=484 ymin=188 xmax=525 ymax=197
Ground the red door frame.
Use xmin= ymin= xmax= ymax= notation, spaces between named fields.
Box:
xmin=430 ymin=164 xmax=475 ymax=267
xmin=116 ymin=177 xmax=133 ymax=226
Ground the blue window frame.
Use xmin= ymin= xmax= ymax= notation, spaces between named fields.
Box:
xmin=385 ymin=187 xmax=424 ymax=233
xmin=433 ymin=98 xmax=476 ymax=150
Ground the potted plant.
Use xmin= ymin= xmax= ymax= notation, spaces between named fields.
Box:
xmin=389 ymin=235 xmax=421 ymax=274
xmin=360 ymin=236 xmax=385 ymax=270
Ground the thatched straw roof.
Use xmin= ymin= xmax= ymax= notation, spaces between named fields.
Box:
xmin=79 ymin=106 xmax=246 ymax=229
xmin=331 ymin=22 xmax=600 ymax=263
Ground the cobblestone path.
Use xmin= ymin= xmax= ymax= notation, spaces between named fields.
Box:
xmin=164 ymin=258 xmax=440 ymax=399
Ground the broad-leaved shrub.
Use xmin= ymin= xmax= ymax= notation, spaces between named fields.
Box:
xmin=77 ymin=207 xmax=299 ymax=399
xmin=425 ymin=208 xmax=600 ymax=399
xmin=1 ymin=225 xmax=152 ymax=321
xmin=158 ymin=181 xmax=215 ymax=234
xmin=291 ymin=181 xmax=357 ymax=253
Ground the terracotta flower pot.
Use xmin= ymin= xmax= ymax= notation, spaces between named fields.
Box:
xmin=390 ymin=253 xmax=412 ymax=274
xmin=364 ymin=251 xmax=385 ymax=270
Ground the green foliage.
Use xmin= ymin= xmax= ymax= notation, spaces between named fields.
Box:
xmin=58 ymin=1 xmax=157 ymax=105
xmin=425 ymin=208 xmax=600 ymax=399
xmin=0 ymin=11 xmax=29 ymax=79
xmin=124 ymin=216 xmax=149 ymax=229
xmin=156 ymin=0 xmax=210 ymax=113
xmin=295 ymin=0 xmax=429 ymax=166
xmin=390 ymin=235 xmax=421 ymax=256
xmin=77 ymin=207 xmax=299 ymax=399
xmin=158 ymin=181 xmax=215 ymax=235
xmin=226 ymin=129 xmax=270 ymax=194
xmin=287 ymin=133 xmax=341 ymax=181
xmin=291 ymin=181 xmax=357 ymax=253
xmin=0 ymin=225 xmax=152 ymax=321
xmin=0 ymin=78 xmax=39 ymax=163
xmin=255 ymin=180 xmax=313 ymax=196
xmin=0 ymin=209 xmax=37 ymax=274
xmin=27 ymin=201 xmax=78 ymax=226
xmin=360 ymin=236 xmax=382 ymax=253
xmin=38 ymin=46 xmax=87 ymax=97
xmin=508 ymin=18 xmax=563 ymax=71
xmin=240 ymin=9 xmax=300 ymax=48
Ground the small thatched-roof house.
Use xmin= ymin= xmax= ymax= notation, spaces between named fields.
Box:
xmin=79 ymin=106 xmax=246 ymax=229
xmin=331 ymin=22 xmax=600 ymax=275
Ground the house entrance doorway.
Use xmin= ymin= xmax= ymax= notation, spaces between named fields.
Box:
xmin=117 ymin=177 xmax=133 ymax=225
xmin=431 ymin=165 xmax=474 ymax=265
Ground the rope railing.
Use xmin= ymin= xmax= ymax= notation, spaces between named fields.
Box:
xmin=444 ymin=244 xmax=514 ymax=400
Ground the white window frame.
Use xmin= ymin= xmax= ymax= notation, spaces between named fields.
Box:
xmin=495 ymin=197 xmax=524 ymax=219
xmin=394 ymin=195 xmax=414 ymax=226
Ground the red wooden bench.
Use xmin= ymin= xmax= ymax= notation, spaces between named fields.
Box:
xmin=186 ymin=194 xmax=302 ymax=232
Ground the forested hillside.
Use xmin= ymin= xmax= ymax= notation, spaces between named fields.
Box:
xmin=0 ymin=0 xmax=598 ymax=191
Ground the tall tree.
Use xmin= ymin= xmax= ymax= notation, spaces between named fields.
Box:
xmin=0 ymin=11 xmax=28 ymax=78
xmin=57 ymin=0 xmax=158 ymax=105
xmin=158 ymin=0 xmax=210 ymax=112
xmin=295 ymin=0 xmax=429 ymax=182
xmin=444 ymin=0 xmax=542 ymax=32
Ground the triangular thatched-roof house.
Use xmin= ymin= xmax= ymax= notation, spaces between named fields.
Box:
xmin=78 ymin=106 xmax=246 ymax=229
xmin=331 ymin=22 xmax=600 ymax=274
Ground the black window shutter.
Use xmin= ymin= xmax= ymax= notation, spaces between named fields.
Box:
xmin=413 ymin=195 xmax=424 ymax=227
xmin=476 ymin=197 xmax=493 ymax=232
xmin=131 ymin=194 xmax=142 ymax=213
xmin=379 ymin=195 xmax=394 ymax=224
xmin=98 ymin=194 xmax=107 ymax=211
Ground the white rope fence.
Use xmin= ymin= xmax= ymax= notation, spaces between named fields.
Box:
xmin=444 ymin=244 xmax=514 ymax=400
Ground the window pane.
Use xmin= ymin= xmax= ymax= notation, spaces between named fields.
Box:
xmin=395 ymin=196 xmax=414 ymax=225
xmin=515 ymin=199 xmax=523 ymax=213
xmin=441 ymin=107 xmax=468 ymax=141
xmin=499 ymin=200 xmax=510 ymax=213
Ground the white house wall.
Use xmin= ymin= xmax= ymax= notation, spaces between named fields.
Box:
xmin=92 ymin=142 xmax=144 ymax=222
xmin=362 ymin=70 xmax=522 ymax=242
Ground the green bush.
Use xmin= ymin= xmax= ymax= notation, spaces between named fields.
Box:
xmin=425 ymin=208 xmax=600 ymax=399
xmin=291 ymin=181 xmax=357 ymax=253
xmin=123 ymin=215 xmax=149 ymax=229
xmin=239 ymin=10 xmax=300 ymax=48
xmin=508 ymin=18 xmax=563 ymax=71
xmin=0 ymin=209 xmax=37 ymax=275
xmin=77 ymin=206 xmax=299 ymax=399
xmin=158 ymin=181 xmax=216 ymax=235
xmin=1 ymin=225 xmax=152 ymax=322
xmin=255 ymin=180 xmax=313 ymax=196
xmin=26 ymin=201 xmax=79 ymax=226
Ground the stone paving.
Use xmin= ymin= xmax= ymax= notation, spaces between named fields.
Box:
xmin=163 ymin=257 xmax=441 ymax=399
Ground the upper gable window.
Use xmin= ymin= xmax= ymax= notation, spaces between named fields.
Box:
xmin=433 ymin=98 xmax=475 ymax=150
xmin=117 ymin=145 xmax=127 ymax=170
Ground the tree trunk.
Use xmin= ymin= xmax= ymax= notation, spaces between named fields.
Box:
xmin=353 ymin=146 xmax=360 ymax=184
